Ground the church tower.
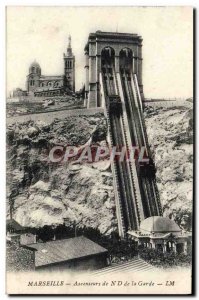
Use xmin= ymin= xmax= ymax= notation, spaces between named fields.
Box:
xmin=63 ymin=35 xmax=75 ymax=92
xmin=26 ymin=61 xmax=41 ymax=94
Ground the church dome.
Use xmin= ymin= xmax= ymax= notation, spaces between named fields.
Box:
xmin=140 ymin=216 xmax=181 ymax=233
xmin=30 ymin=60 xmax=41 ymax=69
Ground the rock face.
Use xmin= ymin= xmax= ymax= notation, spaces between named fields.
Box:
xmin=144 ymin=104 xmax=193 ymax=230
xmin=6 ymin=104 xmax=193 ymax=235
xmin=7 ymin=113 xmax=117 ymax=235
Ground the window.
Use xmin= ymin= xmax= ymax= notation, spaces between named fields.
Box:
xmin=32 ymin=67 xmax=35 ymax=73
xmin=54 ymin=81 xmax=59 ymax=88
xmin=66 ymin=61 xmax=72 ymax=69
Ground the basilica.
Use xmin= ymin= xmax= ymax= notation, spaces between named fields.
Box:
xmin=14 ymin=36 xmax=75 ymax=98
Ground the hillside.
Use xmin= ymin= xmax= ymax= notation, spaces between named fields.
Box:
xmin=7 ymin=113 xmax=117 ymax=235
xmin=6 ymin=103 xmax=193 ymax=234
xmin=144 ymin=104 xmax=193 ymax=230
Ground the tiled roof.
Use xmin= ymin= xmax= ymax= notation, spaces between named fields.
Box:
xmin=26 ymin=236 xmax=108 ymax=267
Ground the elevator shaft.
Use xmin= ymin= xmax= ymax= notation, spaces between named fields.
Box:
xmin=101 ymin=61 xmax=162 ymax=238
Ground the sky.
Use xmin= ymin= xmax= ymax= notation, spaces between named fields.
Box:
xmin=6 ymin=6 xmax=193 ymax=98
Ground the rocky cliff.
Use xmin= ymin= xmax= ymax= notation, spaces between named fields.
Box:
xmin=7 ymin=113 xmax=118 ymax=235
xmin=6 ymin=103 xmax=193 ymax=234
xmin=144 ymin=103 xmax=193 ymax=230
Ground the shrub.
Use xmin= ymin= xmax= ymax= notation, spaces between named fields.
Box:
xmin=139 ymin=247 xmax=192 ymax=268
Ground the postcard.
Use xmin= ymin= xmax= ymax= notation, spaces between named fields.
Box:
xmin=6 ymin=6 xmax=193 ymax=295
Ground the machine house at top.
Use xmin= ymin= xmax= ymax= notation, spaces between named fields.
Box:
xmin=84 ymin=31 xmax=143 ymax=108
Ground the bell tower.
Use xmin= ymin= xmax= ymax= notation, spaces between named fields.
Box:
xmin=63 ymin=35 xmax=75 ymax=92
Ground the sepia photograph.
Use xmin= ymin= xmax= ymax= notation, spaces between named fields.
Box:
xmin=5 ymin=6 xmax=193 ymax=295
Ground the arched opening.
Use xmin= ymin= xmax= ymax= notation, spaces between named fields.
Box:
xmin=66 ymin=60 xmax=72 ymax=69
xmin=101 ymin=47 xmax=116 ymax=98
xmin=166 ymin=241 xmax=175 ymax=253
xmin=119 ymin=48 xmax=133 ymax=73
xmin=101 ymin=47 xmax=115 ymax=68
xmin=54 ymin=81 xmax=59 ymax=88
xmin=30 ymin=77 xmax=34 ymax=86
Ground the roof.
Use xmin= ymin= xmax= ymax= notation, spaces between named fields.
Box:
xmin=128 ymin=230 xmax=185 ymax=239
xmin=90 ymin=31 xmax=141 ymax=39
xmin=25 ymin=236 xmax=108 ymax=267
xmin=85 ymin=31 xmax=142 ymax=51
xmin=6 ymin=219 xmax=24 ymax=231
xmin=140 ymin=216 xmax=181 ymax=233
xmin=40 ymin=75 xmax=64 ymax=81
